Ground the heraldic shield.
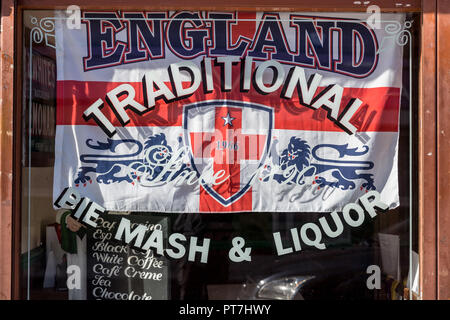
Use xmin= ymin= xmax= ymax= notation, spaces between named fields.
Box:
xmin=183 ymin=100 xmax=273 ymax=207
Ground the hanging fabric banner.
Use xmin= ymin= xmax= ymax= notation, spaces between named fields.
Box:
xmin=53 ymin=11 xmax=404 ymax=213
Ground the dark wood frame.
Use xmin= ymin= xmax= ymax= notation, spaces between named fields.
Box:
xmin=0 ymin=0 xmax=15 ymax=301
xmin=436 ymin=0 xmax=450 ymax=300
xmin=1 ymin=0 xmax=447 ymax=300
xmin=419 ymin=0 xmax=437 ymax=300
xmin=15 ymin=0 xmax=422 ymax=12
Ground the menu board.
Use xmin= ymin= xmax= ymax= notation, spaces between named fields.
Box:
xmin=86 ymin=214 xmax=170 ymax=300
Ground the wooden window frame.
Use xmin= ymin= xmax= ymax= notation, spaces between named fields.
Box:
xmin=0 ymin=0 xmax=446 ymax=300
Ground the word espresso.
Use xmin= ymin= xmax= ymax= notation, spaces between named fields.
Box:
xmin=84 ymin=58 xmax=365 ymax=137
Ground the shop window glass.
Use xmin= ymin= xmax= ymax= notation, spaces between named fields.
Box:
xmin=20 ymin=8 xmax=420 ymax=300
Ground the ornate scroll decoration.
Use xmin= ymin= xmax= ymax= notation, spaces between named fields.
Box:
xmin=30 ymin=16 xmax=55 ymax=48
xmin=377 ymin=20 xmax=413 ymax=54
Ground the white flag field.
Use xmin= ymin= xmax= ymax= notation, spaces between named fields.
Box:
xmin=53 ymin=11 xmax=405 ymax=213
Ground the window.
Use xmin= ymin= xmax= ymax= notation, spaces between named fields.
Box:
xmin=19 ymin=6 xmax=420 ymax=300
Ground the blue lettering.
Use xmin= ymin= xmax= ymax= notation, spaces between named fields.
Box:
xmin=83 ymin=13 xmax=126 ymax=70
xmin=291 ymin=19 xmax=334 ymax=69
xmin=335 ymin=22 xmax=378 ymax=77
xmin=167 ymin=12 xmax=209 ymax=58
xmin=248 ymin=15 xmax=292 ymax=62
xmin=209 ymin=13 xmax=249 ymax=57
xmin=123 ymin=13 xmax=166 ymax=62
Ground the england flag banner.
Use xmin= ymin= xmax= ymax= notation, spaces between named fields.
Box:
xmin=53 ymin=11 xmax=404 ymax=213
